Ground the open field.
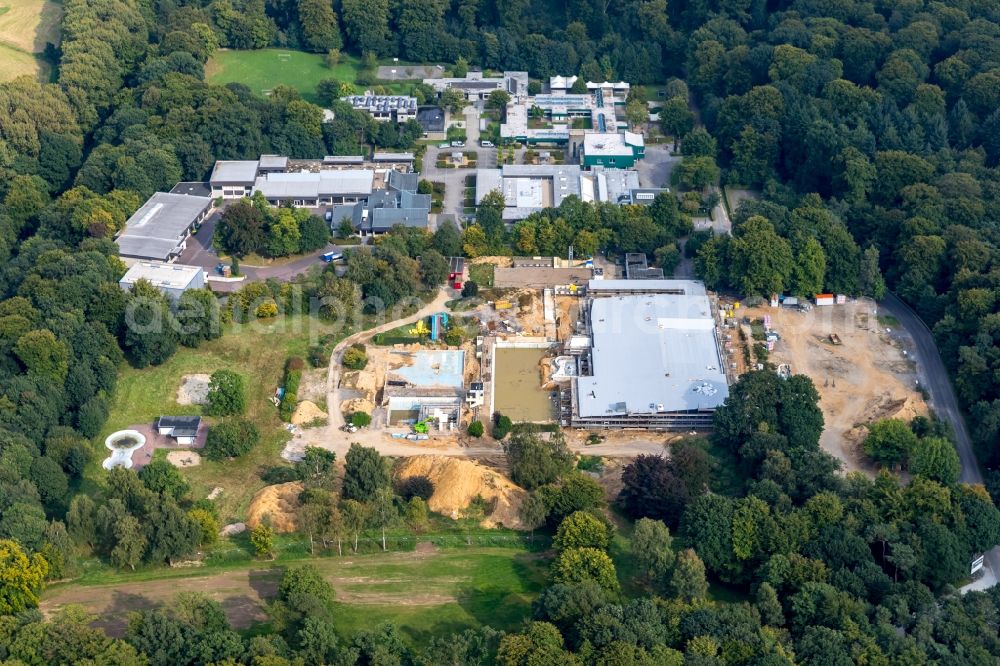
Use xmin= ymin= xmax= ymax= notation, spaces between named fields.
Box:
xmin=0 ymin=0 xmax=61 ymax=81
xmin=42 ymin=546 xmax=548 ymax=644
xmin=0 ymin=42 xmax=40 ymax=80
xmin=206 ymin=49 xmax=414 ymax=103
xmin=206 ymin=49 xmax=356 ymax=103
xmin=0 ymin=0 xmax=59 ymax=51
xmin=742 ymin=298 xmax=927 ymax=472
xmin=92 ymin=315 xmax=344 ymax=523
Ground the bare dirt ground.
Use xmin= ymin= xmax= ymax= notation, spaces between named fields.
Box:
xmin=41 ymin=569 xmax=279 ymax=636
xmin=176 ymin=374 xmax=210 ymax=405
xmin=743 ymin=299 xmax=927 ymax=473
xmin=296 ymin=369 xmax=328 ymax=403
xmin=167 ymin=451 xmax=201 ymax=468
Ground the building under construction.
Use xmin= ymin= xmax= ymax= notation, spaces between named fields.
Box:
xmin=564 ymin=279 xmax=729 ymax=429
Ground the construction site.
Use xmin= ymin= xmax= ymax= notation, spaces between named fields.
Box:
xmin=735 ymin=297 xmax=928 ymax=471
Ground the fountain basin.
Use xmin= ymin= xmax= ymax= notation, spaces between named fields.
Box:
xmin=102 ymin=429 xmax=146 ymax=470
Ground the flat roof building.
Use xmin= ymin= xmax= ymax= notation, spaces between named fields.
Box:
xmin=209 ymin=160 xmax=260 ymax=199
xmin=475 ymin=164 xmax=583 ymax=222
xmin=423 ymin=71 xmax=529 ymax=101
xmin=343 ymin=93 xmax=418 ymax=123
xmin=569 ymin=280 xmax=728 ymax=429
xmin=119 ymin=261 xmax=206 ymax=299
xmin=253 ymin=170 xmax=374 ymax=206
xmin=115 ymin=192 xmax=212 ymax=263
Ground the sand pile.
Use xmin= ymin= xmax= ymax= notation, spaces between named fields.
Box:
xmin=246 ymin=482 xmax=303 ymax=533
xmin=341 ymin=398 xmax=375 ymax=416
xmin=291 ymin=400 xmax=327 ymax=425
xmin=395 ymin=456 xmax=527 ymax=529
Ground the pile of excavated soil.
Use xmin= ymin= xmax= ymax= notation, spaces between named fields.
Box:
xmin=395 ymin=455 xmax=527 ymax=529
xmin=245 ymin=482 xmax=303 ymax=533
xmin=291 ymin=400 xmax=328 ymax=425
xmin=341 ymin=398 xmax=375 ymax=416
xmin=176 ymin=374 xmax=211 ymax=405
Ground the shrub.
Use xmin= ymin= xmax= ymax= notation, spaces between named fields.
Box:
xmin=188 ymin=509 xmax=219 ymax=546
xmin=351 ymin=412 xmax=371 ymax=427
xmin=262 ymin=466 xmax=301 ymax=484
xmin=493 ymin=414 xmax=513 ymax=439
xmin=206 ymin=369 xmax=247 ymax=417
xmin=462 ymin=281 xmax=479 ymax=298
xmin=468 ymin=420 xmax=484 ymax=437
xmin=308 ymin=345 xmax=330 ymax=368
xmin=342 ymin=344 xmax=368 ymax=370
xmin=205 ymin=420 xmax=260 ymax=460
xmin=279 ymin=393 xmax=297 ymax=422
xmin=255 ymin=301 xmax=278 ymax=318
xmin=397 ymin=475 xmax=435 ymax=501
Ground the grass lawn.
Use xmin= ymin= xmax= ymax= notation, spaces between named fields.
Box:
xmin=327 ymin=547 xmax=548 ymax=643
xmin=0 ymin=41 xmax=43 ymax=81
xmin=468 ymin=263 xmax=495 ymax=288
xmin=91 ymin=314 xmax=345 ymax=523
xmin=206 ymin=49 xmax=419 ymax=103
xmin=206 ymin=49 xmax=363 ymax=103
xmin=44 ymin=544 xmax=550 ymax=648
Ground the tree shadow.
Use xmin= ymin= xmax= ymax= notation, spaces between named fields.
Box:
xmin=93 ymin=590 xmax=161 ymax=637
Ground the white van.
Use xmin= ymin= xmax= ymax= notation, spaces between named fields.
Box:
xmin=481 ymin=140 xmax=494 ymax=147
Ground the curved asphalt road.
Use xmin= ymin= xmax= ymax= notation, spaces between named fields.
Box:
xmin=879 ymin=292 xmax=999 ymax=590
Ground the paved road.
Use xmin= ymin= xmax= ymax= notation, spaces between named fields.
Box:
xmin=635 ymin=144 xmax=680 ymax=189
xmin=879 ymin=292 xmax=1000 ymax=591
xmin=179 ymin=209 xmax=344 ymax=291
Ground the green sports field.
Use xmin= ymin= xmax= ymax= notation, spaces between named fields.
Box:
xmin=206 ymin=49 xmax=366 ymax=103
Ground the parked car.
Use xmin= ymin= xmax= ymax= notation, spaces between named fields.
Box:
xmin=451 ymin=140 xmax=465 ymax=147
xmin=321 ymin=251 xmax=342 ymax=263
xmin=439 ymin=143 xmax=450 ymax=149
xmin=324 ymin=210 xmax=333 ymax=221
xmin=480 ymin=140 xmax=494 ymax=147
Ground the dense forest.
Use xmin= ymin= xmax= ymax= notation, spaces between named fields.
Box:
xmin=1 ymin=0 xmax=1000 ymax=663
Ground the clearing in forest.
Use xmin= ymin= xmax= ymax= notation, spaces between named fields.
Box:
xmin=743 ymin=298 xmax=927 ymax=473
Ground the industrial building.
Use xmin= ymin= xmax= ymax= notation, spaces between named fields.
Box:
xmin=115 ymin=192 xmax=213 ymax=263
xmin=119 ymin=261 xmax=206 ymax=299
xmin=566 ymin=280 xmax=729 ymax=429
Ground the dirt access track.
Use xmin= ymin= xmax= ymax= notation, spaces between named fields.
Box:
xmin=744 ymin=298 xmax=927 ymax=472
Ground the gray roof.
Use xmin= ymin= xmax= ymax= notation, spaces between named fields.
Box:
xmin=258 ymin=154 xmax=288 ymax=169
xmin=323 ymin=155 xmax=365 ymax=164
xmin=387 ymin=171 xmax=419 ymax=193
xmin=588 ymin=279 xmax=706 ymax=295
xmin=119 ymin=262 xmax=203 ymax=290
xmin=254 ymin=170 xmax=374 ymax=199
xmin=157 ymin=415 xmax=202 ymax=438
xmin=116 ymin=192 xmax=211 ymax=260
xmin=576 ymin=293 xmax=728 ymax=417
xmin=373 ymin=152 xmax=415 ymax=161
xmin=368 ymin=208 xmax=429 ymax=231
xmin=210 ymin=160 xmax=259 ymax=184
